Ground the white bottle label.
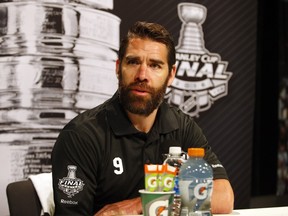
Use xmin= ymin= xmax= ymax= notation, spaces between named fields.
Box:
xmin=179 ymin=178 xmax=213 ymax=214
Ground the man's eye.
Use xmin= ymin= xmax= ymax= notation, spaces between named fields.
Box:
xmin=127 ymin=59 xmax=139 ymax=65
xmin=150 ymin=63 xmax=161 ymax=69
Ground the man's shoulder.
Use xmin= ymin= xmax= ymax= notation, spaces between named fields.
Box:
xmin=66 ymin=96 xmax=116 ymax=129
xmin=160 ymin=102 xmax=199 ymax=132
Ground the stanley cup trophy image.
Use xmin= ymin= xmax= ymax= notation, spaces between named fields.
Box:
xmin=165 ymin=2 xmax=232 ymax=117
xmin=0 ymin=0 xmax=120 ymax=214
xmin=176 ymin=2 xmax=208 ymax=54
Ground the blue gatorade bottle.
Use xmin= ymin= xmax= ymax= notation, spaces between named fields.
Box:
xmin=178 ymin=148 xmax=213 ymax=216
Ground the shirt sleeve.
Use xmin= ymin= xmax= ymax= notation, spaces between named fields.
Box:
xmin=52 ymin=128 xmax=99 ymax=216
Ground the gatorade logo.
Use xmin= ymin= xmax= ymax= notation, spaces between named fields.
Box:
xmin=163 ymin=176 xmax=173 ymax=188
xmin=149 ymin=200 xmax=169 ymax=216
xmin=147 ymin=176 xmax=158 ymax=188
xmin=194 ymin=183 xmax=208 ymax=200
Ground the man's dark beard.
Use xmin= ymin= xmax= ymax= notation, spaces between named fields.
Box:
xmin=118 ymin=72 xmax=169 ymax=116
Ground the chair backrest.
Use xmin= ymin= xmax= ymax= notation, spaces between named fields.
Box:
xmin=6 ymin=179 xmax=42 ymax=216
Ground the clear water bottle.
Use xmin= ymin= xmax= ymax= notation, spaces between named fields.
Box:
xmin=163 ymin=146 xmax=187 ymax=216
xmin=178 ymin=148 xmax=213 ymax=216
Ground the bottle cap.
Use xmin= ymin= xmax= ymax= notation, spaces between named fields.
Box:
xmin=188 ymin=148 xmax=204 ymax=157
xmin=169 ymin=146 xmax=182 ymax=155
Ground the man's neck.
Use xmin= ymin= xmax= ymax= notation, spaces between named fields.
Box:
xmin=126 ymin=109 xmax=158 ymax=133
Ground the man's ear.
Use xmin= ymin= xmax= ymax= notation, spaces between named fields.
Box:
xmin=116 ymin=59 xmax=120 ymax=79
xmin=167 ymin=64 xmax=176 ymax=86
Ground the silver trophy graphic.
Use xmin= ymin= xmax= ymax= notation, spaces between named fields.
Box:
xmin=67 ymin=165 xmax=77 ymax=179
xmin=0 ymin=1 xmax=119 ymax=214
xmin=176 ymin=2 xmax=208 ymax=54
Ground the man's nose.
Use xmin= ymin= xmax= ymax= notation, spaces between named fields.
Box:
xmin=136 ymin=63 xmax=148 ymax=80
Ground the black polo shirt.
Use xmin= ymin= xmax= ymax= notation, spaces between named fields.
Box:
xmin=52 ymin=92 xmax=228 ymax=215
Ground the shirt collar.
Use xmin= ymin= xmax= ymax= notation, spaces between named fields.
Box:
xmin=106 ymin=92 xmax=179 ymax=136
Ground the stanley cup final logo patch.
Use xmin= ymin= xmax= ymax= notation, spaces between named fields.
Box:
xmin=58 ymin=165 xmax=85 ymax=198
xmin=165 ymin=3 xmax=232 ymax=117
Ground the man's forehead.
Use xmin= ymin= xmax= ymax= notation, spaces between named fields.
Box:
xmin=125 ymin=38 xmax=168 ymax=60
xmin=127 ymin=38 xmax=166 ymax=50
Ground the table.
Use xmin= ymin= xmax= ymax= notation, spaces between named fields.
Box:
xmin=216 ymin=206 xmax=288 ymax=216
xmin=130 ymin=206 xmax=288 ymax=215
xmin=130 ymin=206 xmax=288 ymax=216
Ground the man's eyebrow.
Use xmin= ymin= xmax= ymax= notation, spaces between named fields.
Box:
xmin=125 ymin=55 xmax=140 ymax=61
xmin=150 ymin=58 xmax=165 ymax=65
xmin=124 ymin=55 xmax=165 ymax=65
